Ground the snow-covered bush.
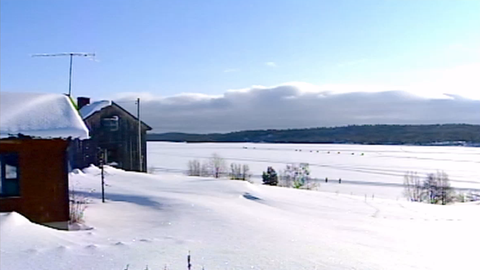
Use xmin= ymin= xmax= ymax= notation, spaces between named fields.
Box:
xmin=230 ymin=163 xmax=251 ymax=181
xmin=404 ymin=171 xmax=455 ymax=205
xmin=279 ymin=163 xmax=311 ymax=189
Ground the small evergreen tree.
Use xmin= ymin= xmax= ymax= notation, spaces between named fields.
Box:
xmin=262 ymin=166 xmax=278 ymax=186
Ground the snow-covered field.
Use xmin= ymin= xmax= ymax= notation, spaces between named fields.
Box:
xmin=2 ymin=143 xmax=480 ymax=270
xmin=148 ymin=142 xmax=480 ymax=199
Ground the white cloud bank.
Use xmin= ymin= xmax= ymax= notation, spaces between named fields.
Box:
xmin=265 ymin=62 xmax=277 ymax=67
xmin=115 ymin=82 xmax=480 ymax=133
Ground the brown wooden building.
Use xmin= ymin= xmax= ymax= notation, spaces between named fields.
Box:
xmin=70 ymin=97 xmax=152 ymax=172
xmin=0 ymin=92 xmax=89 ymax=230
xmin=0 ymin=139 xmax=71 ymax=229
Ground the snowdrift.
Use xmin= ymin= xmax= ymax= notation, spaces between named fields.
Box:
xmin=1 ymin=166 xmax=479 ymax=270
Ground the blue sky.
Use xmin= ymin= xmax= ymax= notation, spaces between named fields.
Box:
xmin=2 ymin=0 xmax=480 ymax=100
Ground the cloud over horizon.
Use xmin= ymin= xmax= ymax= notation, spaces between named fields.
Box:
xmin=115 ymin=83 xmax=480 ymax=133
xmin=265 ymin=62 xmax=277 ymax=67
xmin=223 ymin=68 xmax=239 ymax=73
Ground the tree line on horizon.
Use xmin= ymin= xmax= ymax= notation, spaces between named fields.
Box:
xmin=147 ymin=124 xmax=480 ymax=145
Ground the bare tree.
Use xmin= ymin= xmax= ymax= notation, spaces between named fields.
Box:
xmin=434 ymin=171 xmax=454 ymax=205
xmin=200 ymin=162 xmax=210 ymax=177
xmin=209 ymin=153 xmax=227 ymax=178
xmin=187 ymin=160 xmax=202 ymax=176
xmin=242 ymin=164 xmax=251 ymax=181
xmin=230 ymin=163 xmax=251 ymax=181
xmin=403 ymin=171 xmax=423 ymax=202
xmin=423 ymin=172 xmax=438 ymax=203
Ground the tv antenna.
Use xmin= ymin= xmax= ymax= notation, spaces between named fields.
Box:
xmin=32 ymin=52 xmax=96 ymax=97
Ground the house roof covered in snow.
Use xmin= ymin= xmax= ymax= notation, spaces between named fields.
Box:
xmin=79 ymin=100 xmax=152 ymax=130
xmin=79 ymin=100 xmax=112 ymax=119
xmin=0 ymin=92 xmax=89 ymax=139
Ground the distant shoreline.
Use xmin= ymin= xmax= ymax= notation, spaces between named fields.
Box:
xmin=147 ymin=124 xmax=480 ymax=146
xmin=149 ymin=141 xmax=480 ymax=147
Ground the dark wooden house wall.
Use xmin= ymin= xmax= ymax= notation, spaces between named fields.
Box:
xmin=70 ymin=104 xmax=150 ymax=172
xmin=0 ymin=139 xmax=70 ymax=229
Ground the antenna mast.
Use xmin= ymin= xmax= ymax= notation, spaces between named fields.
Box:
xmin=32 ymin=52 xmax=95 ymax=97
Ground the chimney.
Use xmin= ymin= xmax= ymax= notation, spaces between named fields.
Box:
xmin=77 ymin=97 xmax=90 ymax=110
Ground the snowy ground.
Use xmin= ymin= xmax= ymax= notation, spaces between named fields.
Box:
xmin=148 ymin=142 xmax=480 ymax=199
xmin=2 ymin=163 xmax=480 ymax=270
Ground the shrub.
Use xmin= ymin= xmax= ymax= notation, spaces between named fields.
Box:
xmin=69 ymin=188 xmax=88 ymax=224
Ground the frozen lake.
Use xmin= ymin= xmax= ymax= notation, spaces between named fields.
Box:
xmin=147 ymin=142 xmax=480 ymax=199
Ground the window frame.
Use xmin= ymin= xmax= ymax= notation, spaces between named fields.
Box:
xmin=102 ymin=115 xmax=119 ymax=132
xmin=0 ymin=152 xmax=20 ymax=198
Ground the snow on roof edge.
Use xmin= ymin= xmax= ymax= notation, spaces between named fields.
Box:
xmin=79 ymin=100 xmax=112 ymax=119
xmin=0 ymin=92 xmax=89 ymax=140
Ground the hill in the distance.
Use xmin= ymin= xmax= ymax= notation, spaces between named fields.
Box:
xmin=147 ymin=124 xmax=480 ymax=145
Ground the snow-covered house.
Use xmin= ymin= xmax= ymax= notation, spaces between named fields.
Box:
xmin=0 ymin=92 xmax=89 ymax=230
xmin=69 ymin=97 xmax=152 ymax=172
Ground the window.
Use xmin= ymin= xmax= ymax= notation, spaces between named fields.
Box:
xmin=102 ymin=116 xmax=119 ymax=131
xmin=0 ymin=153 xmax=20 ymax=197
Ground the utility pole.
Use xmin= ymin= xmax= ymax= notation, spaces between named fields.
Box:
xmin=32 ymin=52 xmax=95 ymax=97
xmin=136 ymin=98 xmax=142 ymax=172
xmin=101 ymin=157 xmax=105 ymax=203
xmin=99 ymin=148 xmax=106 ymax=203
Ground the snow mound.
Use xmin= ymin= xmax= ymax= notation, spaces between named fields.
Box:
xmin=0 ymin=212 xmax=31 ymax=229
xmin=0 ymin=212 xmax=67 ymax=244
xmin=70 ymin=168 xmax=84 ymax=175
xmin=81 ymin=164 xmax=125 ymax=176
xmin=81 ymin=164 xmax=102 ymax=175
